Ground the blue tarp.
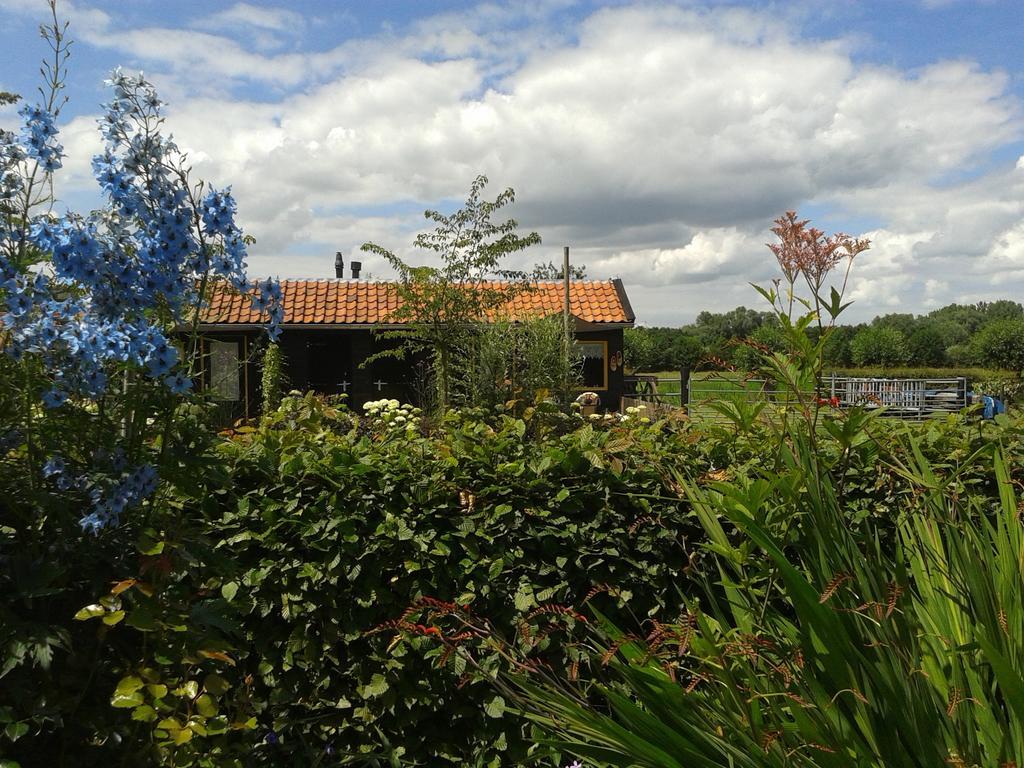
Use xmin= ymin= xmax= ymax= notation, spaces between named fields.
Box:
xmin=973 ymin=394 xmax=1006 ymax=419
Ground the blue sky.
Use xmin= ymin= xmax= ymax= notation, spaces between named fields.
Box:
xmin=2 ymin=0 xmax=1022 ymax=324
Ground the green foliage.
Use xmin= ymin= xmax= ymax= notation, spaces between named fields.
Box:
xmin=970 ymin=318 xmax=1024 ymax=371
xmin=0 ymin=403 xmax=231 ymax=767
xmin=693 ymin=306 xmax=775 ymax=348
xmin=622 ymin=327 xmax=704 ymax=372
xmin=731 ymin=323 xmax=786 ymax=371
xmin=68 ymin=393 xmax=713 ymax=765
xmin=829 ymin=365 xmax=1008 ymax=379
xmin=821 ymin=323 xmax=856 ymax=367
xmin=259 ymin=341 xmax=284 ymax=416
xmin=531 ymin=261 xmax=587 ymax=280
xmin=634 ymin=297 xmax=1024 ymax=373
xmin=505 ymin=424 xmax=1024 ymax=765
xmin=870 ymin=311 xmax=917 ymax=336
xmin=622 ymin=327 xmax=656 ymax=372
xmin=497 ymin=212 xmax=1024 ymax=767
xmin=466 ymin=315 xmax=582 ymax=408
xmin=360 ymin=175 xmax=541 ymax=411
xmin=906 ymin=321 xmax=948 ymax=366
xmin=850 ymin=324 xmax=910 ymax=367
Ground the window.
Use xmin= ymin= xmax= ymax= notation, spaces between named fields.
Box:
xmin=208 ymin=339 xmax=240 ymax=401
xmin=576 ymin=340 xmax=608 ymax=390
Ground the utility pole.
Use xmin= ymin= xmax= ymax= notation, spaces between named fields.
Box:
xmin=563 ymin=246 xmax=571 ymax=340
xmin=563 ymin=246 xmax=572 ymax=404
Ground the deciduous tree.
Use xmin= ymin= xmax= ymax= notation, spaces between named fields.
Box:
xmin=361 ymin=175 xmax=541 ymax=410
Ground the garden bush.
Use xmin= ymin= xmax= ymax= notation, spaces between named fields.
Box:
xmin=8 ymin=382 xmax=1022 ymax=766
xmin=0 ymin=9 xmax=278 ymax=765
xmin=62 ymin=396 xmax=717 ymax=765
xmin=477 ymin=211 xmax=1024 ymax=767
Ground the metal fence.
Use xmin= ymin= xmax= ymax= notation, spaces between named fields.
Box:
xmin=824 ymin=376 xmax=968 ymax=419
xmin=624 ymin=372 xmax=972 ymax=422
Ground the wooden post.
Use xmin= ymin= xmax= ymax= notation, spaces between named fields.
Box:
xmin=563 ymin=246 xmax=571 ymax=403
xmin=563 ymin=246 xmax=571 ymax=337
xmin=680 ymin=366 xmax=691 ymax=408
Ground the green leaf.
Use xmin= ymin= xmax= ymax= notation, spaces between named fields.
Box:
xmin=102 ymin=610 xmax=125 ymax=626
xmin=115 ymin=675 xmax=145 ymax=695
xmin=146 ymin=683 xmax=168 ymax=699
xmin=513 ymin=585 xmax=535 ymax=611
xmin=977 ymin=635 xmax=1024 ymax=723
xmin=137 ymin=533 xmax=165 ymax=555
xmin=174 ymin=681 xmax=199 ymax=700
xmin=73 ymin=604 xmax=105 ymax=621
xmin=195 ymin=694 xmax=218 ymax=718
xmin=488 ymin=558 xmax=504 ymax=580
xmin=203 ymin=674 xmax=230 ymax=696
xmin=360 ymin=673 xmax=389 ymax=699
xmin=131 ymin=705 xmax=158 ymax=722
xmin=3 ymin=722 xmax=28 ymax=742
xmin=110 ymin=690 xmax=144 ymax=709
xmin=221 ymin=581 xmax=239 ymax=601
xmin=484 ymin=696 xmax=506 ymax=719
xmin=125 ymin=604 xmax=157 ymax=631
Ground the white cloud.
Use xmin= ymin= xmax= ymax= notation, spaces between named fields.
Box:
xmin=9 ymin=1 xmax=1024 ymax=323
xmin=198 ymin=3 xmax=307 ymax=34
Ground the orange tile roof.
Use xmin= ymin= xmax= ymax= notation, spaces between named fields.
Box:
xmin=201 ymin=279 xmax=634 ymax=326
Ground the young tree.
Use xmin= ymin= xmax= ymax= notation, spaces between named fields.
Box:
xmin=361 ymin=175 xmax=541 ymax=410
xmin=907 ymin=322 xmax=948 ymax=367
xmin=970 ymin=318 xmax=1024 ymax=371
xmin=530 ymin=260 xmax=587 ymax=280
xmin=623 ymin=327 xmax=657 ymax=372
xmin=851 ymin=325 xmax=911 ymax=367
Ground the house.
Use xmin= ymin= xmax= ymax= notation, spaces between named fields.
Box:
xmin=196 ymin=275 xmax=635 ymax=418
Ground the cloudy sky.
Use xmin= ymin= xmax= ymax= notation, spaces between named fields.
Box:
xmin=1 ymin=0 xmax=1022 ymax=325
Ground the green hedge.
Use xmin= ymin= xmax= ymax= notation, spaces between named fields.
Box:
xmin=8 ymin=393 xmax=1024 ymax=765
xmin=111 ymin=396 xmax=714 ymax=765
xmin=826 ymin=366 xmax=1014 ymax=380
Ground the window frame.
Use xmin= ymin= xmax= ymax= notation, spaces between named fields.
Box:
xmin=205 ymin=337 xmax=243 ymax=403
xmin=575 ymin=339 xmax=609 ymax=392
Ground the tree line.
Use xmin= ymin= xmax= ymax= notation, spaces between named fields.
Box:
xmin=625 ymin=300 xmax=1024 ymax=372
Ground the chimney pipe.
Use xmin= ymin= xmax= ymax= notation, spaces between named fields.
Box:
xmin=334 ymin=251 xmax=344 ymax=279
xmin=350 ymin=260 xmax=362 ymax=279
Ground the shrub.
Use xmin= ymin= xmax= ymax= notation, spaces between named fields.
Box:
xmin=623 ymin=327 xmax=657 ymax=372
xmin=78 ymin=396 xmax=715 ymax=765
xmin=260 ymin=341 xmax=285 ymax=416
xmin=466 ymin=315 xmax=582 ymax=408
xmin=0 ymin=10 xmax=276 ymax=765
xmin=907 ymin=322 xmax=948 ymax=366
xmin=492 ymin=212 xmax=1024 ymax=767
xmin=971 ymin=318 xmax=1024 ymax=371
xmin=850 ymin=325 xmax=911 ymax=367
xmin=503 ymin=431 xmax=1024 ymax=766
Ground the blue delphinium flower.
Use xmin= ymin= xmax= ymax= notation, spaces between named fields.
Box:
xmin=165 ymin=372 xmax=192 ymax=395
xmin=41 ymin=388 xmax=67 ymax=408
xmin=17 ymin=104 xmax=64 ymax=171
xmin=78 ymin=462 xmax=159 ymax=534
xmin=3 ymin=70 xmax=283 ymax=534
xmin=0 ymin=430 xmax=21 ymax=453
xmin=42 ymin=455 xmax=66 ymax=477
